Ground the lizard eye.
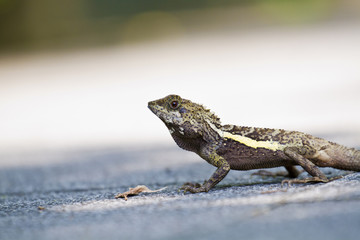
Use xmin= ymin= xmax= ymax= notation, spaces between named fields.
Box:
xmin=167 ymin=95 xmax=182 ymax=110
xmin=170 ymin=100 xmax=179 ymax=109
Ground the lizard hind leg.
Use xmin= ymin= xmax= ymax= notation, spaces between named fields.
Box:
xmin=285 ymin=166 xmax=302 ymax=178
xmin=282 ymin=147 xmax=329 ymax=186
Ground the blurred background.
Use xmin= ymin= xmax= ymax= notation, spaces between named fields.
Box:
xmin=0 ymin=0 xmax=360 ymax=164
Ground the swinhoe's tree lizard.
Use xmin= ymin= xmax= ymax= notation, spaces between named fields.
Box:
xmin=148 ymin=95 xmax=360 ymax=193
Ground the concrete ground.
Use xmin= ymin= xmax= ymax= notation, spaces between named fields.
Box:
xmin=1 ymin=144 xmax=360 ymax=240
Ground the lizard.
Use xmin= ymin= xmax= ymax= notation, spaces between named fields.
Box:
xmin=148 ymin=94 xmax=360 ymax=193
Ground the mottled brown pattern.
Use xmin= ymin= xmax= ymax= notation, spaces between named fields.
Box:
xmin=223 ymin=125 xmax=306 ymax=145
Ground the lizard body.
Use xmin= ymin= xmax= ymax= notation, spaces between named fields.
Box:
xmin=148 ymin=94 xmax=360 ymax=193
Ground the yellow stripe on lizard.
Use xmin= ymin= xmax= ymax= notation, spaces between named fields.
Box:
xmin=223 ymin=132 xmax=283 ymax=151
xmin=203 ymin=118 xmax=284 ymax=151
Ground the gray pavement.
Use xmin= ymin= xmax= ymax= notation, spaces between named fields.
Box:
xmin=1 ymin=145 xmax=360 ymax=240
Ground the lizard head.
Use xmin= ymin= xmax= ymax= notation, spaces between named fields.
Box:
xmin=148 ymin=94 xmax=221 ymax=138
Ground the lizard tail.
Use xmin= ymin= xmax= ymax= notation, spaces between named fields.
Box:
xmin=324 ymin=143 xmax=360 ymax=171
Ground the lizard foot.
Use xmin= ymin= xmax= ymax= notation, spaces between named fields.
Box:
xmin=281 ymin=177 xmax=329 ymax=187
xmin=179 ymin=182 xmax=208 ymax=193
xmin=281 ymin=175 xmax=343 ymax=187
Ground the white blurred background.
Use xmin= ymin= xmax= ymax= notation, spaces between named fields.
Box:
xmin=0 ymin=0 xmax=359 ymax=158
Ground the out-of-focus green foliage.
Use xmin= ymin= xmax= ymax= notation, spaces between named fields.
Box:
xmin=0 ymin=0 xmax=358 ymax=52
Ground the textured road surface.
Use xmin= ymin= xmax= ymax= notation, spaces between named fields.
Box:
xmin=1 ymin=145 xmax=360 ymax=240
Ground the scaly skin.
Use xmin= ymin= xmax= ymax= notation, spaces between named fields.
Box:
xmin=148 ymin=94 xmax=360 ymax=193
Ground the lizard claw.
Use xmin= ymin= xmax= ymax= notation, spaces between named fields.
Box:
xmin=281 ymin=179 xmax=293 ymax=187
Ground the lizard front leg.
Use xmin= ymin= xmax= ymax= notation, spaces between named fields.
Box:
xmin=180 ymin=151 xmax=230 ymax=193
xmin=282 ymin=147 xmax=329 ymax=186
